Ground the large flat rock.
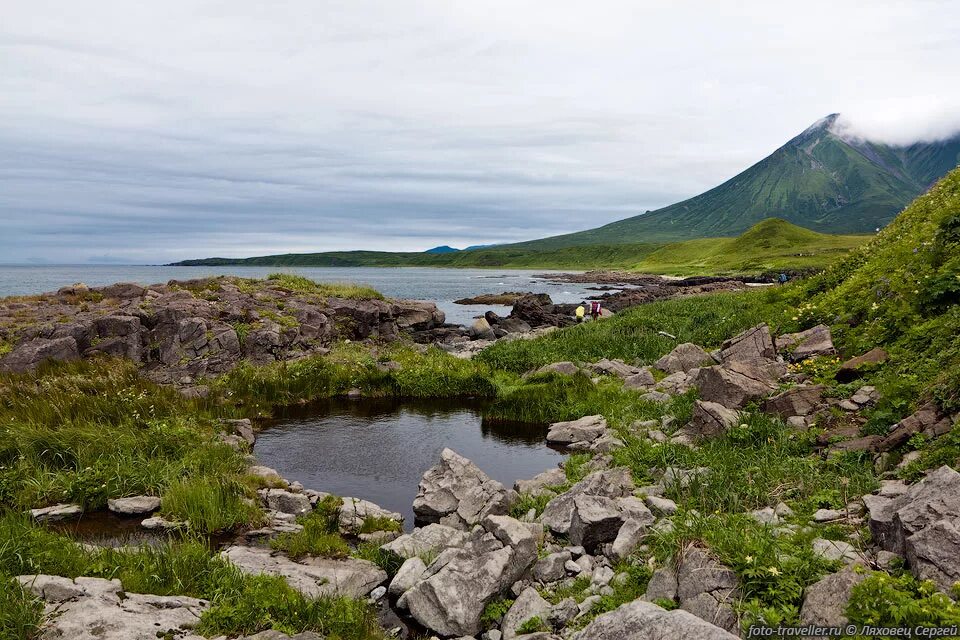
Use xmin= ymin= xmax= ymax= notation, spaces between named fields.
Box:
xmin=221 ymin=545 xmax=386 ymax=598
xmin=16 ymin=575 xmax=207 ymax=640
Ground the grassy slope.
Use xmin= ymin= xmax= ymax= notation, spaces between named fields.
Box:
xmin=484 ymin=167 xmax=960 ymax=409
xmin=631 ymin=219 xmax=869 ymax=275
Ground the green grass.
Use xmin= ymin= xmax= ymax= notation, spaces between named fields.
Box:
xmin=160 ymin=476 xmax=262 ymax=534
xmin=478 ymin=289 xmax=787 ymax=374
xmin=647 ymin=512 xmax=839 ymax=628
xmin=271 ymin=500 xmax=350 ymax=560
xmin=0 ymin=577 xmax=43 ymax=640
xmin=0 ymin=359 xmax=251 ymax=516
xmin=847 ymin=571 xmax=960 ymax=628
xmin=0 ymin=513 xmax=383 ymax=640
xmin=632 ymin=219 xmax=868 ymax=276
xmin=266 ymin=273 xmax=385 ymax=300
xmin=214 ymin=343 xmax=496 ymax=416
xmin=612 ymin=411 xmax=877 ymax=515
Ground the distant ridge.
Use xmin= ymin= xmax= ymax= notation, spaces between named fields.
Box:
xmin=424 ymin=245 xmax=460 ymax=254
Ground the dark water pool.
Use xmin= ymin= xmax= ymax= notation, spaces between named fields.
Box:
xmin=253 ymin=398 xmax=565 ymax=529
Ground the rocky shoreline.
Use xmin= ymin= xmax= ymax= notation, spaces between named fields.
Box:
xmin=15 ymin=309 xmax=960 ymax=639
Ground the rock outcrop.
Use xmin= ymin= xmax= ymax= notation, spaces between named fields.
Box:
xmin=412 ymin=448 xmax=511 ymax=529
xmin=576 ymin=599 xmax=738 ymax=639
xmin=656 ymin=343 xmax=715 ymax=374
xmin=221 ymin=546 xmax=386 ymax=598
xmin=16 ymin=575 xmax=208 ymax=640
xmin=0 ymin=276 xmax=443 ymax=382
xmin=866 ymin=465 xmax=960 ymax=593
xmin=402 ymin=515 xmax=538 ymax=637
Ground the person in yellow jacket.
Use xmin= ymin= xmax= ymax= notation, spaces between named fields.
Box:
xmin=575 ymin=304 xmax=585 ymax=323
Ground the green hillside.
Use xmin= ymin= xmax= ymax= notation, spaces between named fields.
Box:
xmin=515 ymin=114 xmax=960 ymax=246
xmin=177 ymin=220 xmax=867 ymax=275
xmin=631 ymin=218 xmax=869 ymax=275
xmin=175 ymin=243 xmax=664 ymax=270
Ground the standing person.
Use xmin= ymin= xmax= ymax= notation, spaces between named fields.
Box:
xmin=590 ymin=300 xmax=602 ymax=321
xmin=778 ymin=272 xmax=788 ymax=286
xmin=575 ymin=303 xmax=585 ymax=323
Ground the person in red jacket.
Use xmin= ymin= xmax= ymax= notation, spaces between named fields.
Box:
xmin=589 ymin=300 xmax=602 ymax=321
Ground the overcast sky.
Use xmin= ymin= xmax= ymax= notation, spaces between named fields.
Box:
xmin=2 ymin=0 xmax=959 ymax=264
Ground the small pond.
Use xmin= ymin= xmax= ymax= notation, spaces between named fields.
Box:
xmin=253 ymin=398 xmax=565 ymax=529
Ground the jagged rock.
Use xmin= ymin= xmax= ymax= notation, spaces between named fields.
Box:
xmin=388 ymin=557 xmax=428 ymax=597
xmin=107 ymin=496 xmax=161 ymax=515
xmin=610 ymin=518 xmax=647 ymax=562
xmin=540 ymin=468 xmax=634 ymax=535
xmin=623 ymin=368 xmax=656 ymax=390
xmin=577 ymin=599 xmax=738 ymax=639
xmin=645 ymin=495 xmax=677 ymax=516
xmin=643 ymin=565 xmax=678 ymax=602
xmin=872 ymin=465 xmax=960 ymax=555
xmin=675 ymin=548 xmax=740 ymax=634
xmin=676 ymin=548 xmax=738 ymax=602
xmin=589 ymin=358 xmax=641 ymax=378
xmin=221 ymin=418 xmax=256 ymax=445
xmin=589 ymin=434 xmax=624 ymax=453
xmin=799 ymin=564 xmax=866 ymax=634
xmin=692 ymin=360 xmax=782 ymax=409
xmin=403 ymin=515 xmax=537 ymax=637
xmin=247 ymin=465 xmax=285 ymax=485
xmin=338 ymin=497 xmax=402 ymax=532
xmin=381 ymin=523 xmax=469 ymax=558
xmin=905 ymin=519 xmax=960 ymax=594
xmin=30 ymin=503 xmax=83 ymax=522
xmin=812 ymin=538 xmax=862 ymax=564
xmin=16 ymin=575 xmax=208 ymax=640
xmin=569 ymin=495 xmax=625 ymax=552
xmin=515 ymin=467 xmax=566 ymax=496
xmin=655 ymin=343 xmax=714 ymax=374
xmin=532 ymin=551 xmax=571 ymax=583
xmin=258 ymin=488 xmax=312 ymax=516
xmin=655 ymin=371 xmax=696 ymax=395
xmin=535 ymin=361 xmax=580 ymax=376
xmin=469 ymin=317 xmax=497 ymax=341
xmin=836 ymin=347 xmax=888 ymax=383
xmin=412 ymin=448 xmax=509 ymax=529
xmin=141 ymin=515 xmax=184 ymax=530
xmin=0 ymin=337 xmax=80 ymax=373
xmin=546 ymin=415 xmax=607 ymax=446
xmin=776 ymin=324 xmax=835 ymax=361
xmin=548 ymin=597 xmax=579 ymax=627
xmin=876 ymin=403 xmax=953 ymax=452
xmin=763 ymin=385 xmax=826 ymax=418
xmin=222 ymin=545 xmax=386 ymax=598
xmin=502 ymin=587 xmax=551 ymax=639
xmin=720 ymin=324 xmax=776 ymax=363
xmin=681 ymin=592 xmax=740 ymax=635
xmin=678 ymin=400 xmax=740 ymax=441
xmin=750 ymin=507 xmax=779 ymax=525
xmin=639 ymin=390 xmax=671 ymax=404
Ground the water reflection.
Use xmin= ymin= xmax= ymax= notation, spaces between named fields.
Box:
xmin=256 ymin=398 xmax=565 ymax=529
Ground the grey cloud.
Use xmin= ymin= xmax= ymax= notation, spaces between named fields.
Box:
xmin=1 ymin=0 xmax=959 ymax=263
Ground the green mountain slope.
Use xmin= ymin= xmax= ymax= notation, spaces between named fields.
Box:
xmin=797 ymin=166 xmax=960 ymax=409
xmin=632 ymin=218 xmax=868 ymax=275
xmin=520 ymin=114 xmax=960 ymax=246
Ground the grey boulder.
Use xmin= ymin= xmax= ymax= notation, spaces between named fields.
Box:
xmin=577 ymin=600 xmax=738 ymax=639
xmin=412 ymin=448 xmax=510 ymax=529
